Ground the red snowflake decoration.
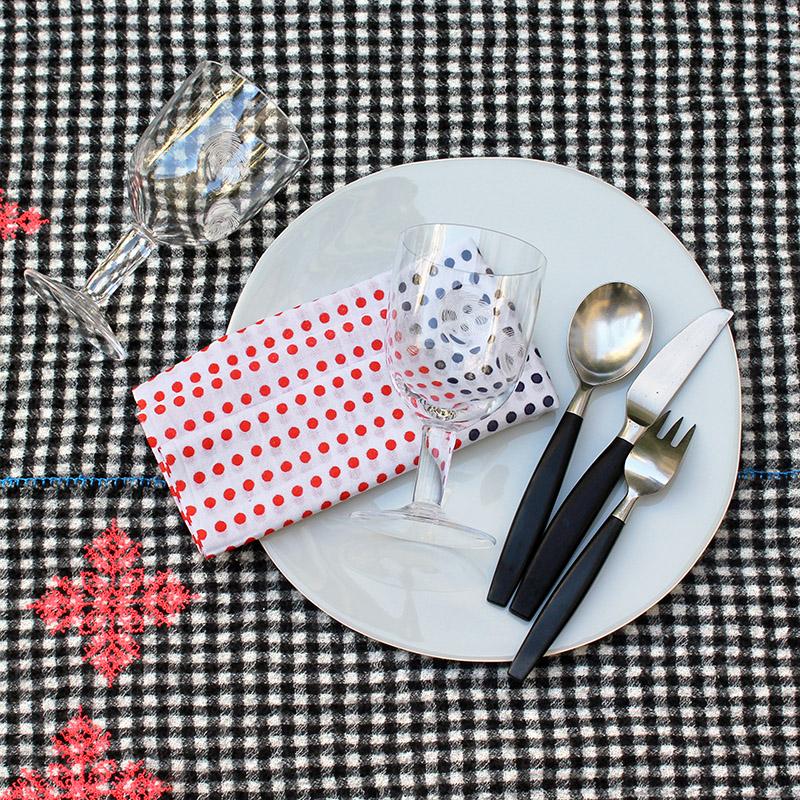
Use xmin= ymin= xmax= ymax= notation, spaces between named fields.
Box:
xmin=2 ymin=707 xmax=170 ymax=799
xmin=30 ymin=520 xmax=196 ymax=686
xmin=0 ymin=187 xmax=48 ymax=239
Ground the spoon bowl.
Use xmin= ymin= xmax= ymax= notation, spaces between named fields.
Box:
xmin=568 ymin=282 xmax=653 ymax=387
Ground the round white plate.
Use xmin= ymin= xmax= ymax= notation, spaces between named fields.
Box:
xmin=228 ymin=158 xmax=740 ymax=661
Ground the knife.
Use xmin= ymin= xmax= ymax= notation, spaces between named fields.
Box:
xmin=508 ymin=307 xmax=733 ymax=621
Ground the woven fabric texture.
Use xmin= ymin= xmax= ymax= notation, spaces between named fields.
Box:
xmin=0 ymin=1 xmax=798 ymax=797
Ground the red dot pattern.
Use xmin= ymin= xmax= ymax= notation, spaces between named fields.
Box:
xmin=132 ymin=271 xmax=558 ymax=557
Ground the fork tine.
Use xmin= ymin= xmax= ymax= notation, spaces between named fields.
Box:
xmin=651 ymin=411 xmax=671 ymax=436
xmin=662 ymin=415 xmax=685 ymax=444
xmin=675 ymin=423 xmax=696 ymax=454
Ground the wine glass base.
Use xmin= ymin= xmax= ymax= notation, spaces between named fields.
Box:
xmin=350 ymin=504 xmax=497 ymax=550
xmin=24 ymin=269 xmax=126 ymax=360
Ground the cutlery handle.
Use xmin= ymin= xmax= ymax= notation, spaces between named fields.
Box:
xmin=487 ymin=411 xmax=583 ymax=607
xmin=508 ymin=514 xmax=625 ymax=682
xmin=509 ymin=435 xmax=633 ymax=620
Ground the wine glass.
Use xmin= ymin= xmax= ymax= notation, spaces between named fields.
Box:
xmin=25 ymin=61 xmax=309 ymax=360
xmin=351 ymin=223 xmax=547 ymax=549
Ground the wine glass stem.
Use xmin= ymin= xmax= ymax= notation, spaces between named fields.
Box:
xmin=410 ymin=424 xmax=456 ymax=510
xmin=84 ymin=226 xmax=156 ymax=305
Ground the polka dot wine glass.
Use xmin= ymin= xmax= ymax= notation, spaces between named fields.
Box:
xmin=25 ymin=61 xmax=308 ymax=360
xmin=351 ymin=223 xmax=547 ymax=549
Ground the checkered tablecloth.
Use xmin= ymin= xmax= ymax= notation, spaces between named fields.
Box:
xmin=1 ymin=2 xmax=798 ymax=797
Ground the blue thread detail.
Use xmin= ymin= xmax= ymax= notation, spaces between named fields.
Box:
xmin=0 ymin=475 xmax=170 ymax=489
xmin=737 ymin=468 xmax=800 ymax=480
xmin=0 ymin=468 xmax=798 ymax=490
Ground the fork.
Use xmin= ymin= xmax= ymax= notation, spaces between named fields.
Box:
xmin=508 ymin=411 xmax=696 ymax=683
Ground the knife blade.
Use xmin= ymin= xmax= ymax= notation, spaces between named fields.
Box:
xmin=623 ymin=308 xmax=734 ymax=435
xmin=508 ymin=307 xmax=733 ymax=621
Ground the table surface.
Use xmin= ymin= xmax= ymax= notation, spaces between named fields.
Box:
xmin=0 ymin=2 xmax=797 ymax=798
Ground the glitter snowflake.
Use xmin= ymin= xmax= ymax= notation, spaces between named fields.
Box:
xmin=30 ymin=520 xmax=195 ymax=685
xmin=2 ymin=707 xmax=170 ymax=799
xmin=0 ymin=188 xmax=48 ymax=239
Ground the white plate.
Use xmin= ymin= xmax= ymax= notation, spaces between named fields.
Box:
xmin=228 ymin=158 xmax=740 ymax=661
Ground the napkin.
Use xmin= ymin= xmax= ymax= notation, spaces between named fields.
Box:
xmin=133 ymin=269 xmax=558 ymax=558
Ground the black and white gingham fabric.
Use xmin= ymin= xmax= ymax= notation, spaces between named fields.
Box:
xmin=1 ymin=2 xmax=798 ymax=797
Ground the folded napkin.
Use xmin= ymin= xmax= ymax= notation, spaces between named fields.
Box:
xmin=134 ymin=269 xmax=558 ymax=558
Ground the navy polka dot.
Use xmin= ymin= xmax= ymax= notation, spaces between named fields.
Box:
xmin=424 ymin=339 xmax=435 ymax=349
xmin=435 ymin=288 xmax=445 ymax=299
xmin=447 ymin=377 xmax=459 ymax=384
xmin=477 ymin=386 xmax=488 ymax=393
xmin=468 ymin=429 xmax=480 ymax=441
xmin=469 ymin=346 xmax=481 ymax=354
xmin=452 ymin=281 xmax=462 ymax=290
xmin=452 ymin=353 xmax=463 ymax=363
xmin=398 ymin=281 xmax=407 ymax=293
xmin=470 ymin=272 xmax=480 ymax=284
xmin=428 ymin=318 xmax=438 ymax=329
xmin=535 ymin=347 xmax=541 ymax=357
xmin=543 ymin=395 xmax=554 ymax=407
xmin=524 ymin=403 xmax=536 ymax=415
xmin=506 ymin=411 xmax=517 ymax=423
xmin=460 ymin=389 xmax=472 ymax=395
xmin=515 ymin=381 xmax=525 ymax=392
xmin=444 ymin=257 xmax=455 ymax=268
xmin=487 ymin=420 xmax=499 ymax=432
xmin=461 ymin=250 xmax=473 ymax=261
xmin=493 ymin=381 xmax=503 ymax=390
xmin=531 ymin=373 xmax=543 ymax=384
xmin=401 ymin=301 xmax=411 ymax=311
xmin=435 ymin=360 xmax=446 ymax=369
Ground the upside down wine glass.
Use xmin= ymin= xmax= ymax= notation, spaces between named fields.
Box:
xmin=25 ymin=61 xmax=309 ymax=360
xmin=351 ymin=223 xmax=547 ymax=549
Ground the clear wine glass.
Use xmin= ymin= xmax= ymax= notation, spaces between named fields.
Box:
xmin=351 ymin=223 xmax=547 ymax=549
xmin=25 ymin=61 xmax=309 ymax=360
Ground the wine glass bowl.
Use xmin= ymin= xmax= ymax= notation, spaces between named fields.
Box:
xmin=352 ymin=223 xmax=547 ymax=549
xmin=386 ymin=234 xmax=539 ymax=427
xmin=127 ymin=62 xmax=308 ymax=245
xmin=25 ymin=61 xmax=309 ymax=360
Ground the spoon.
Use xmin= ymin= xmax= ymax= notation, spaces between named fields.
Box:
xmin=487 ymin=282 xmax=653 ymax=607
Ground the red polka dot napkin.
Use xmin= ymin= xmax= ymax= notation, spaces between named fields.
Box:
xmin=133 ymin=273 xmax=558 ymax=557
